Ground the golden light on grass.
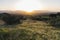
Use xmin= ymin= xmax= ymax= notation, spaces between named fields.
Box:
xmin=15 ymin=0 xmax=43 ymax=12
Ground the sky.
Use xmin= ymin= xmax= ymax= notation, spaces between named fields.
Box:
xmin=0 ymin=0 xmax=60 ymax=11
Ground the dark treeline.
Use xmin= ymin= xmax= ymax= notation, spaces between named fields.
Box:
xmin=31 ymin=12 xmax=60 ymax=20
xmin=0 ymin=13 xmax=27 ymax=25
xmin=30 ymin=12 xmax=60 ymax=27
xmin=0 ymin=12 xmax=60 ymax=25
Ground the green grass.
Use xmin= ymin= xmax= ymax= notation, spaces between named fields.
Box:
xmin=0 ymin=19 xmax=60 ymax=40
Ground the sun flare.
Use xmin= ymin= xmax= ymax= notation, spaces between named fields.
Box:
xmin=15 ymin=0 xmax=43 ymax=12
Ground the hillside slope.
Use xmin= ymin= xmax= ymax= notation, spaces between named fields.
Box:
xmin=0 ymin=19 xmax=60 ymax=40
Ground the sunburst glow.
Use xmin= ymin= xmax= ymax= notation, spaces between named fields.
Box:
xmin=15 ymin=0 xmax=43 ymax=12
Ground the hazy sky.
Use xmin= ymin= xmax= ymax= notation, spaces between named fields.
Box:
xmin=0 ymin=0 xmax=60 ymax=11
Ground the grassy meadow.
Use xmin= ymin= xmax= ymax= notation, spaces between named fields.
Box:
xmin=0 ymin=13 xmax=60 ymax=40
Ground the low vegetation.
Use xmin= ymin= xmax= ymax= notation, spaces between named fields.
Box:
xmin=0 ymin=12 xmax=60 ymax=40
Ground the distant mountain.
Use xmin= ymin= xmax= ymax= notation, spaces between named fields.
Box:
xmin=0 ymin=10 xmax=58 ymax=15
xmin=0 ymin=10 xmax=26 ymax=15
xmin=0 ymin=10 xmax=14 ymax=13
xmin=31 ymin=10 xmax=58 ymax=15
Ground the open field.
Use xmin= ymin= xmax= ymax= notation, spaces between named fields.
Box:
xmin=0 ymin=19 xmax=60 ymax=40
xmin=0 ymin=13 xmax=60 ymax=40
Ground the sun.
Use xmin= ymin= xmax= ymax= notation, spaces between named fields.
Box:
xmin=15 ymin=0 xmax=43 ymax=12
